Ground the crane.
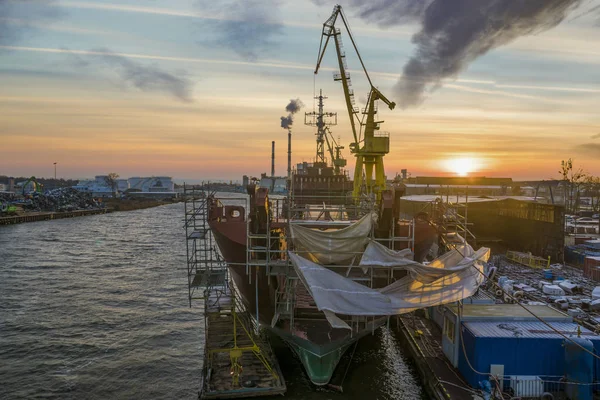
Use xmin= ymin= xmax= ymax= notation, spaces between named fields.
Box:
xmin=315 ymin=4 xmax=396 ymax=200
xmin=21 ymin=176 xmax=43 ymax=196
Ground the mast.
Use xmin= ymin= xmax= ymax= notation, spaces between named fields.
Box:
xmin=305 ymin=90 xmax=346 ymax=173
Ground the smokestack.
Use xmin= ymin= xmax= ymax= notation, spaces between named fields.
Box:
xmin=279 ymin=98 xmax=304 ymax=184
xmin=271 ymin=141 xmax=275 ymax=177
xmin=287 ymin=130 xmax=292 ymax=181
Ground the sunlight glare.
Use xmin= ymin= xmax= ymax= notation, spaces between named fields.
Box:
xmin=445 ymin=157 xmax=478 ymax=177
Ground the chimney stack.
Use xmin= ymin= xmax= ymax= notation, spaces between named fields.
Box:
xmin=271 ymin=141 xmax=275 ymax=177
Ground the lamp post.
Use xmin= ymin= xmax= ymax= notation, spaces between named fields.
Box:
xmin=53 ymin=162 xmax=57 ymax=180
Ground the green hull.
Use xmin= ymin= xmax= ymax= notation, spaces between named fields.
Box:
xmin=269 ymin=319 xmax=387 ymax=385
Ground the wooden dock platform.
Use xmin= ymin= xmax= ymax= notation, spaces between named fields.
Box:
xmin=201 ymin=291 xmax=286 ymax=399
xmin=396 ymin=314 xmax=475 ymax=400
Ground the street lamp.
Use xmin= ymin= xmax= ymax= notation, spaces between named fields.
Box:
xmin=53 ymin=162 xmax=57 ymax=180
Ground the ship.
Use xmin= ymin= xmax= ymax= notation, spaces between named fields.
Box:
xmin=204 ymin=5 xmax=446 ymax=386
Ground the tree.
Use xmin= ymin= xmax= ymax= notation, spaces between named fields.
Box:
xmin=104 ymin=173 xmax=120 ymax=198
xmin=559 ymin=159 xmax=586 ymax=214
xmin=584 ymin=175 xmax=600 ymax=213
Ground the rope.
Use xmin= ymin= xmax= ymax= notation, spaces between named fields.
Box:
xmin=457 ymin=301 xmax=508 ymax=399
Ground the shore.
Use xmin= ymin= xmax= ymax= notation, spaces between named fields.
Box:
xmin=0 ymin=198 xmax=181 ymax=226
xmin=101 ymin=198 xmax=181 ymax=212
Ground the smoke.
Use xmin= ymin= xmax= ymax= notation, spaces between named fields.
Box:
xmin=71 ymin=48 xmax=195 ymax=103
xmin=285 ymin=98 xmax=304 ymax=113
xmin=350 ymin=0 xmax=583 ymax=108
xmin=0 ymin=0 xmax=62 ymax=46
xmin=280 ymin=115 xmax=293 ymax=129
xmin=280 ymin=98 xmax=304 ymax=129
xmin=195 ymin=0 xmax=282 ymax=61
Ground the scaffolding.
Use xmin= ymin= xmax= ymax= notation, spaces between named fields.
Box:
xmin=434 ymin=194 xmax=477 ymax=251
xmin=183 ymin=185 xmax=285 ymax=399
xmin=184 ymin=185 xmax=227 ymax=306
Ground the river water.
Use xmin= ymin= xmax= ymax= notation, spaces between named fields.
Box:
xmin=0 ymin=203 xmax=424 ymax=399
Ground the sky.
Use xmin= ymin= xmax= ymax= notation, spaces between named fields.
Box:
xmin=1 ymin=0 xmax=600 ymax=182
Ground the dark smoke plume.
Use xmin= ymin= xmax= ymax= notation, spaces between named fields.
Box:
xmin=195 ymin=0 xmax=282 ymax=61
xmin=280 ymin=115 xmax=293 ymax=129
xmin=285 ymin=98 xmax=304 ymax=113
xmin=280 ymin=98 xmax=304 ymax=129
xmin=350 ymin=0 xmax=582 ymax=108
xmin=0 ymin=0 xmax=62 ymax=46
xmin=73 ymin=48 xmax=195 ymax=103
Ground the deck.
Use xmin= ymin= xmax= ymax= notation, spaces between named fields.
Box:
xmin=201 ymin=292 xmax=286 ymax=399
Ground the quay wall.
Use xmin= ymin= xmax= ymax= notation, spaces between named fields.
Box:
xmin=0 ymin=209 xmax=111 ymax=226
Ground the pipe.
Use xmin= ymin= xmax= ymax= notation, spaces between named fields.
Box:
xmin=271 ymin=141 xmax=275 ymax=177
xmin=287 ymin=129 xmax=292 ymax=181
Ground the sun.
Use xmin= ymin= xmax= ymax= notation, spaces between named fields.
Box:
xmin=445 ymin=157 xmax=478 ymax=177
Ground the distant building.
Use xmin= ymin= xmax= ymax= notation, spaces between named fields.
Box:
xmin=399 ymin=176 xmax=514 ymax=196
xmin=0 ymin=183 xmax=7 ymax=192
xmin=128 ymin=176 xmax=174 ymax=192
xmin=73 ymin=176 xmax=113 ymax=197
xmin=116 ymin=179 xmax=129 ymax=192
xmin=258 ymin=173 xmax=288 ymax=195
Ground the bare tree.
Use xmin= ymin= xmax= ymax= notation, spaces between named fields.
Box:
xmin=104 ymin=173 xmax=120 ymax=198
xmin=584 ymin=175 xmax=600 ymax=213
xmin=559 ymin=159 xmax=586 ymax=214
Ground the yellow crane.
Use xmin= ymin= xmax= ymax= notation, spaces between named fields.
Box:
xmin=315 ymin=4 xmax=396 ymax=200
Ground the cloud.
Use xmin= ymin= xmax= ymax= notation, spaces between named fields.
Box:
xmin=349 ymin=0 xmax=583 ymax=108
xmin=70 ymin=47 xmax=195 ymax=103
xmin=592 ymin=133 xmax=600 ymax=139
xmin=0 ymin=0 xmax=62 ymax=45
xmin=573 ymin=142 xmax=600 ymax=156
xmin=195 ymin=0 xmax=282 ymax=61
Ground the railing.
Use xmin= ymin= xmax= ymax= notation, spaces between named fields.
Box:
xmin=490 ymin=376 xmax=600 ymax=399
xmin=506 ymin=250 xmax=551 ymax=269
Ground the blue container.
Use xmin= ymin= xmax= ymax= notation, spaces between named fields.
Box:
xmin=457 ymin=321 xmax=600 ymax=390
xmin=565 ymin=337 xmax=593 ymax=400
xmin=543 ymin=269 xmax=553 ymax=280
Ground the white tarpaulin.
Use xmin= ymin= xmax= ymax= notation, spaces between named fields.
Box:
xmin=289 ymin=212 xmax=376 ymax=264
xmin=288 ymin=243 xmax=490 ymax=319
xmin=360 ymin=240 xmax=475 ymax=284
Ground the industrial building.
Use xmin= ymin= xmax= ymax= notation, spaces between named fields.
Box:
xmin=73 ymin=176 xmax=175 ymax=198
xmin=398 ymin=195 xmax=564 ymax=261
xmin=398 ymin=176 xmax=514 ymax=197
xmin=128 ymin=176 xmax=174 ymax=192
xmin=72 ymin=176 xmax=114 ymax=197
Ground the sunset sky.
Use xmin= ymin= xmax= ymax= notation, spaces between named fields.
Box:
xmin=1 ymin=0 xmax=600 ymax=182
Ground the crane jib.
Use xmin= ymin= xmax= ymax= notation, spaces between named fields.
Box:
xmin=313 ymin=5 xmax=397 ymax=201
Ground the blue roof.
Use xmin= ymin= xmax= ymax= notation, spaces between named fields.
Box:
xmin=463 ymin=321 xmax=600 ymax=340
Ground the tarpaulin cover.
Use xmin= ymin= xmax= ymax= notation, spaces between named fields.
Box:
xmin=360 ymin=240 xmax=474 ymax=284
xmin=288 ymin=243 xmax=490 ymax=318
xmin=289 ymin=212 xmax=376 ymax=264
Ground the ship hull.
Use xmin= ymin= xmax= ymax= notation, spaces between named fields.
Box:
xmin=209 ymin=220 xmax=276 ymax=324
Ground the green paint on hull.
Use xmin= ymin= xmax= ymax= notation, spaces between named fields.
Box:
xmin=269 ymin=320 xmax=387 ymax=385
xmin=290 ymin=341 xmax=353 ymax=385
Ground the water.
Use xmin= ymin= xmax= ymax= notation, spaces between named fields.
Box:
xmin=0 ymin=203 xmax=424 ymax=399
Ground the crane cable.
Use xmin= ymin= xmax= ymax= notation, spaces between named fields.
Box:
xmin=457 ymin=300 xmax=508 ymax=399
xmin=447 ymin=240 xmax=600 ymax=362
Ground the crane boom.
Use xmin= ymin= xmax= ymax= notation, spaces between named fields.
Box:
xmin=314 ymin=4 xmax=397 ymax=200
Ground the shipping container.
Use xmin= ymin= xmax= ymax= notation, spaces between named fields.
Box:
xmin=584 ymin=257 xmax=600 ymax=281
xmin=457 ymin=321 xmax=600 ymax=390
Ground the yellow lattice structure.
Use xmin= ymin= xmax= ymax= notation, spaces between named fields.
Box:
xmin=506 ymin=250 xmax=550 ymax=269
